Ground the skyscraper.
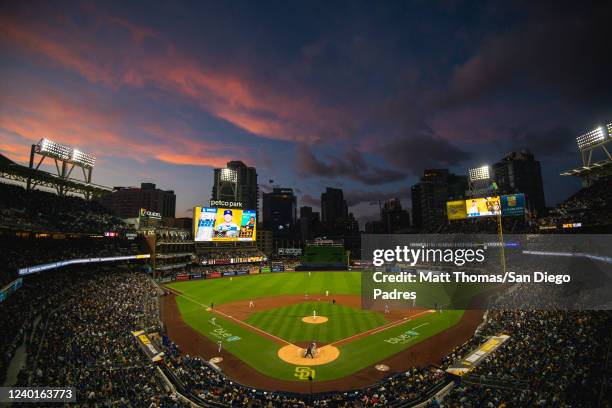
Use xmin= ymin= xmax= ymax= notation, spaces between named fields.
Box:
xmin=493 ymin=150 xmax=546 ymax=215
xmin=411 ymin=169 xmax=467 ymax=231
xmin=321 ymin=187 xmax=348 ymax=228
xmin=262 ymin=188 xmax=297 ymax=238
xmin=211 ymin=161 xmax=258 ymax=211
xmin=380 ymin=198 xmax=411 ymax=233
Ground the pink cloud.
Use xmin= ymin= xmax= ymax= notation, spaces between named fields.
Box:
xmin=0 ymin=10 xmax=355 ymax=143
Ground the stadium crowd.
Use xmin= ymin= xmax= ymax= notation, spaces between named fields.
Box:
xmin=0 ymin=236 xmax=142 ymax=287
xmin=539 ymin=177 xmax=612 ymax=228
xmin=0 ymin=182 xmax=126 ymax=234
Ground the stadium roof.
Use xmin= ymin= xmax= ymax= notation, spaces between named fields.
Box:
xmin=0 ymin=154 xmax=112 ymax=198
xmin=560 ymin=159 xmax=612 ymax=177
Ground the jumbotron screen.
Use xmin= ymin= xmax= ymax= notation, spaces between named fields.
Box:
xmin=466 ymin=196 xmax=501 ymax=217
xmin=447 ymin=194 xmax=525 ymax=220
xmin=193 ymin=207 xmax=256 ymax=242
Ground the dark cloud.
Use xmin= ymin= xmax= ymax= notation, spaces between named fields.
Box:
xmin=296 ymin=144 xmax=406 ymax=185
xmin=377 ymin=135 xmax=471 ymax=175
xmin=505 ymin=126 xmax=576 ymax=158
xmin=344 ymin=187 xmax=411 ymax=207
xmin=299 ymin=194 xmax=320 ymax=208
xmin=259 ymin=183 xmax=273 ymax=194
xmin=440 ymin=2 xmax=612 ymax=109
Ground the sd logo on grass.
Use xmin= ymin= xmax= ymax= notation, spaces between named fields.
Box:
xmin=294 ymin=366 xmax=315 ymax=380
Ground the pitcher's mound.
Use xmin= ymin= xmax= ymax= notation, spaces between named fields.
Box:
xmin=302 ymin=316 xmax=328 ymax=324
xmin=277 ymin=344 xmax=340 ymax=365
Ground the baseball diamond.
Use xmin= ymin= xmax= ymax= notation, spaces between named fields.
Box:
xmin=162 ymin=271 xmax=484 ymax=392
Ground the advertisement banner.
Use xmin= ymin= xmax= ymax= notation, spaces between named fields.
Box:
xmin=446 ymin=335 xmax=510 ymax=376
xmin=465 ymin=196 xmax=501 ymax=217
xmin=500 ymin=194 xmax=525 ymax=216
xmin=176 ymin=274 xmax=189 ymax=281
xmin=18 ymin=255 xmax=151 ymax=276
xmin=207 ymin=272 xmax=222 ymax=279
xmin=193 ymin=207 xmax=256 ymax=242
xmin=446 ymin=200 xmax=467 ymax=220
xmin=223 ymin=271 xmax=236 ymax=277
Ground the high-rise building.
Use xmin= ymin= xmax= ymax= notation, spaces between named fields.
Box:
xmin=98 ymin=182 xmax=176 ymax=219
xmin=411 ymin=184 xmax=422 ymax=230
xmin=380 ymin=198 xmax=411 ymax=233
xmin=299 ymin=206 xmax=321 ymax=241
xmin=411 ymin=169 xmax=467 ymax=231
xmin=321 ymin=187 xmax=348 ymax=228
xmin=262 ymin=188 xmax=297 ymax=238
xmin=493 ymin=150 xmax=546 ymax=215
xmin=211 ymin=161 xmax=258 ymax=211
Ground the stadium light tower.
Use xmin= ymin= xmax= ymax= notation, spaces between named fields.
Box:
xmin=467 ymin=165 xmax=493 ymax=197
xmin=575 ymin=124 xmax=611 ymax=167
xmin=27 ymin=138 xmax=97 ymax=197
xmin=561 ymin=121 xmax=612 ymax=181
xmin=213 ymin=167 xmax=239 ymax=203
xmin=468 ymin=165 xmax=490 ymax=182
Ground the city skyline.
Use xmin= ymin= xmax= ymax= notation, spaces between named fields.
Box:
xmin=1 ymin=1 xmax=611 ymax=225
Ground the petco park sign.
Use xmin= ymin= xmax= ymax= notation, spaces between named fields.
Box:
xmin=209 ymin=200 xmax=243 ymax=208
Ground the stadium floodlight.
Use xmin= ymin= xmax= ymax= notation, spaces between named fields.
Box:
xmin=71 ymin=148 xmax=96 ymax=168
xmin=606 ymin=121 xmax=612 ymax=137
xmin=220 ymin=168 xmax=237 ymax=182
xmin=469 ymin=165 xmax=490 ymax=182
xmin=38 ymin=138 xmax=72 ymax=160
xmin=576 ymin=127 xmax=605 ymax=150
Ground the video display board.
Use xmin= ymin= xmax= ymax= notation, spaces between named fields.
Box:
xmin=447 ymin=194 xmax=525 ymax=220
xmin=466 ymin=196 xmax=501 ymax=218
xmin=193 ymin=207 xmax=256 ymax=242
xmin=446 ymin=200 xmax=468 ymax=220
xmin=500 ymin=193 xmax=525 ymax=217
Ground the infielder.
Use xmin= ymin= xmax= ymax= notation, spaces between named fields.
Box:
xmin=249 ymin=300 xmax=254 ymax=308
xmin=217 ymin=340 xmax=222 ymax=353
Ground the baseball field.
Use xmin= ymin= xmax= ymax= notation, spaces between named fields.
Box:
xmin=163 ymin=271 xmax=484 ymax=392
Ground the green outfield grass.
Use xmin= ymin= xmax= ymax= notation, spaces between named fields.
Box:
xmin=167 ymin=272 xmax=465 ymax=382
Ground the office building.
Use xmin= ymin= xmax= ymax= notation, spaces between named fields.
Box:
xmin=98 ymin=182 xmax=176 ymax=219
xmin=493 ymin=150 xmax=546 ymax=215
xmin=262 ymin=188 xmax=297 ymax=238
xmin=411 ymin=169 xmax=467 ymax=231
xmin=211 ymin=161 xmax=258 ymax=211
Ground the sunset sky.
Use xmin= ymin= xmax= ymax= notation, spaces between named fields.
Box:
xmin=1 ymin=1 xmax=610 ymax=224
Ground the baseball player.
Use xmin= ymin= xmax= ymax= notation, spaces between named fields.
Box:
xmin=304 ymin=344 xmax=314 ymax=359
xmin=249 ymin=300 xmax=254 ymax=308
xmin=217 ymin=340 xmax=222 ymax=353
xmin=215 ymin=209 xmax=239 ymax=237
xmin=384 ymin=304 xmax=390 ymax=314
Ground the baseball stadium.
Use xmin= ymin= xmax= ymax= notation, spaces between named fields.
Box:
xmin=2 ymin=2 xmax=612 ymax=407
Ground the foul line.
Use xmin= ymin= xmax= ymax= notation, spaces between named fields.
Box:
xmin=330 ymin=309 xmax=435 ymax=346
xmin=165 ymin=286 xmax=291 ymax=346
xmin=165 ymin=285 xmax=436 ymax=349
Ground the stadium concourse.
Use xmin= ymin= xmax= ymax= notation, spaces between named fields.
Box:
xmin=0 ymin=181 xmax=611 ymax=407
